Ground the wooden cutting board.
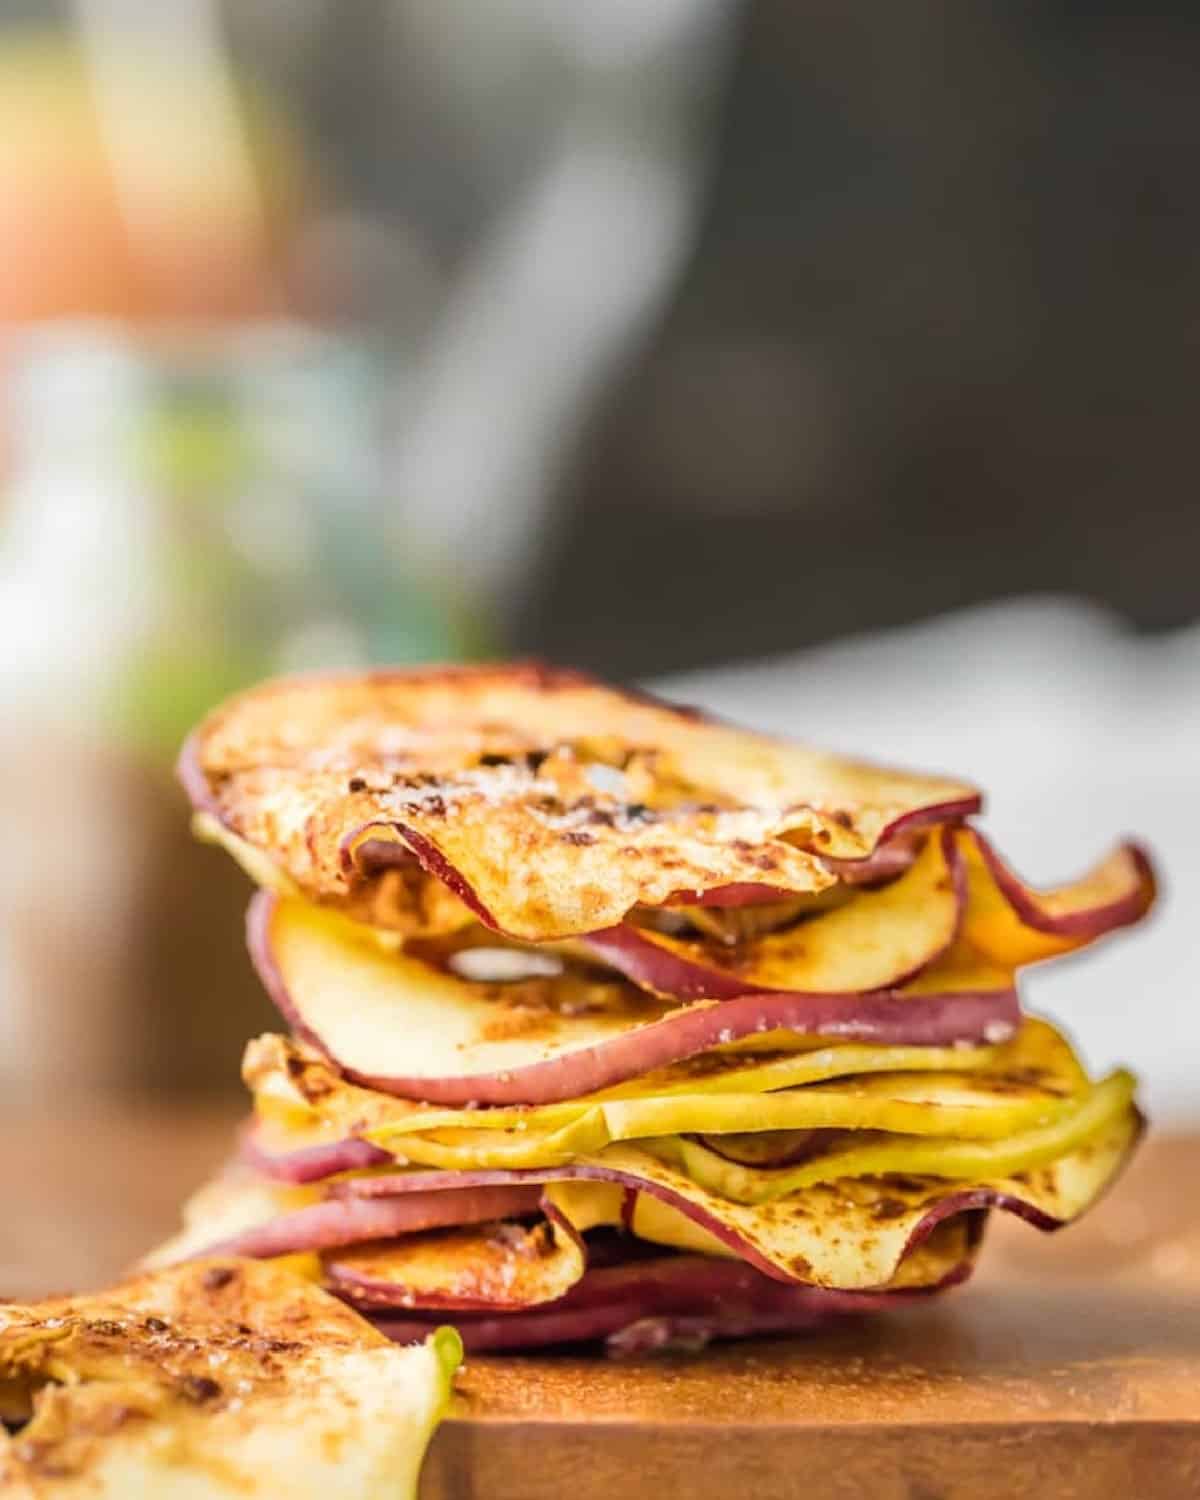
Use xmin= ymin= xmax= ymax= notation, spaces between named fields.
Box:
xmin=421 ymin=1134 xmax=1200 ymax=1500
xmin=5 ymin=1107 xmax=1199 ymax=1498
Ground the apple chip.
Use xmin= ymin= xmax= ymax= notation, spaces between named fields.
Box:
xmin=181 ymin=664 xmax=980 ymax=940
xmin=958 ymin=830 xmax=1155 ymax=965
xmin=0 ymin=1259 xmax=459 ymax=1500
xmin=249 ymin=893 xmax=1019 ymax=1105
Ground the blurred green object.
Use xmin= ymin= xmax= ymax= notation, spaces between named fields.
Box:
xmin=0 ymin=325 xmax=488 ymax=762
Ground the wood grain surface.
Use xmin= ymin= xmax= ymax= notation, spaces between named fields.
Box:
xmin=5 ymin=1102 xmax=1198 ymax=1498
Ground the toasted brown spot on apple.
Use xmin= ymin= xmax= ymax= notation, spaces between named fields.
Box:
xmin=478 ymin=1003 xmax=562 ymax=1043
xmin=883 ymin=1176 xmax=930 ymax=1195
xmin=181 ymin=1375 xmax=222 ymax=1403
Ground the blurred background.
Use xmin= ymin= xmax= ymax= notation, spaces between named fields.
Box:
xmin=0 ymin=2 xmax=1195 ymax=1121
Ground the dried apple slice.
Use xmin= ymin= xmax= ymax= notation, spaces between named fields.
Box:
xmin=237 ymin=1126 xmax=392 ymax=1184
xmin=153 ymin=1071 xmax=1135 ymax=1294
xmin=140 ymin=1171 xmax=565 ymax=1300
xmin=139 ymin=1170 xmax=319 ymax=1272
xmin=367 ymin=1245 xmax=967 ymax=1353
xmin=333 ymin=1218 xmax=972 ymax=1326
xmin=569 ymin=1092 xmax=1138 ymax=1287
xmin=357 ymin=1057 xmax=1083 ymax=1174
xmin=149 ymin=1164 xmax=975 ymax=1298
xmin=181 ymin=664 xmax=980 ymax=941
xmin=244 ymin=1018 xmax=1080 ymax=1175
xmin=207 ymin=1077 xmax=1138 ymax=1291
xmin=250 ymin=893 xmax=1020 ymax=1105
xmin=588 ymin=827 xmax=1157 ymax=1002
xmin=958 ymin=829 xmax=1156 ymax=965
xmin=345 ymin=1026 xmax=1081 ymax=1172
xmin=324 ymin=1210 xmax=587 ymax=1312
xmin=317 ymin=1071 xmax=1137 ymax=1287
xmin=641 ymin=1069 xmax=1134 ymax=1202
xmin=148 ymin=1176 xmax=971 ymax=1329
xmin=244 ymin=1023 xmax=1051 ymax=1185
xmin=203 ymin=1183 xmax=543 ymax=1262
xmin=581 ymin=829 xmax=963 ymax=999
xmin=0 ymin=1259 xmax=459 ymax=1500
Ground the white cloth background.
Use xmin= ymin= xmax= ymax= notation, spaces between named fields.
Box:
xmin=660 ymin=596 xmax=1197 ymax=1126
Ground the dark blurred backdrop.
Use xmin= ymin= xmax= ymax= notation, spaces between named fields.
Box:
xmin=525 ymin=1 xmax=1200 ymax=675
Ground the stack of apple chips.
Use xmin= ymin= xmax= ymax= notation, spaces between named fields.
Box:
xmin=149 ymin=666 xmax=1155 ymax=1353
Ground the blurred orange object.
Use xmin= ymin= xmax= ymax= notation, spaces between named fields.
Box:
xmin=0 ymin=30 xmax=313 ymax=325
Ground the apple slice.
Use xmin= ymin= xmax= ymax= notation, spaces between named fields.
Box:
xmin=585 ymin=827 xmax=1157 ymax=1002
xmin=155 ymin=1071 xmax=1136 ymax=1295
xmin=202 ymin=1183 xmax=544 ymax=1261
xmin=320 ymin=1072 xmax=1137 ymax=1287
xmin=958 ymin=830 xmax=1156 ymax=965
xmin=249 ymin=892 xmax=1020 ymax=1105
xmin=324 ymin=1209 xmax=587 ymax=1312
xmin=366 ymin=1241 xmax=973 ymax=1353
xmin=245 ymin=1020 xmax=1068 ymax=1183
xmin=181 ymin=663 xmax=981 ymax=941
xmin=181 ymin=1077 xmax=1138 ymax=1293
xmin=358 ymin=1048 xmax=1085 ymax=1173
xmin=151 ymin=1166 xmax=978 ymax=1301
xmin=343 ymin=1042 xmax=1100 ymax=1175
xmin=641 ymin=1070 xmax=1134 ymax=1203
xmin=0 ymin=1260 xmax=460 ymax=1500
xmin=146 ymin=1174 xmax=588 ymax=1313
xmin=580 ymin=829 xmax=962 ymax=999
xmin=237 ymin=1127 xmax=392 ymax=1184
xmin=245 ymin=1004 xmax=1066 ymax=1176
xmin=610 ymin=1082 xmax=1139 ymax=1286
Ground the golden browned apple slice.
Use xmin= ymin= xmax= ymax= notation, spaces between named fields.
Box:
xmin=157 ymin=1068 xmax=1136 ymax=1293
xmin=180 ymin=664 xmax=980 ymax=940
xmin=248 ymin=892 xmax=1020 ymax=1104
xmin=580 ymin=829 xmax=963 ymax=998
xmin=957 ymin=829 xmax=1155 ymax=965
xmin=0 ymin=1258 xmax=459 ymax=1500
xmin=583 ymin=827 xmax=1155 ymax=1000
xmin=363 ymin=1240 xmax=973 ymax=1354
xmin=241 ymin=1018 xmax=1078 ymax=1182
